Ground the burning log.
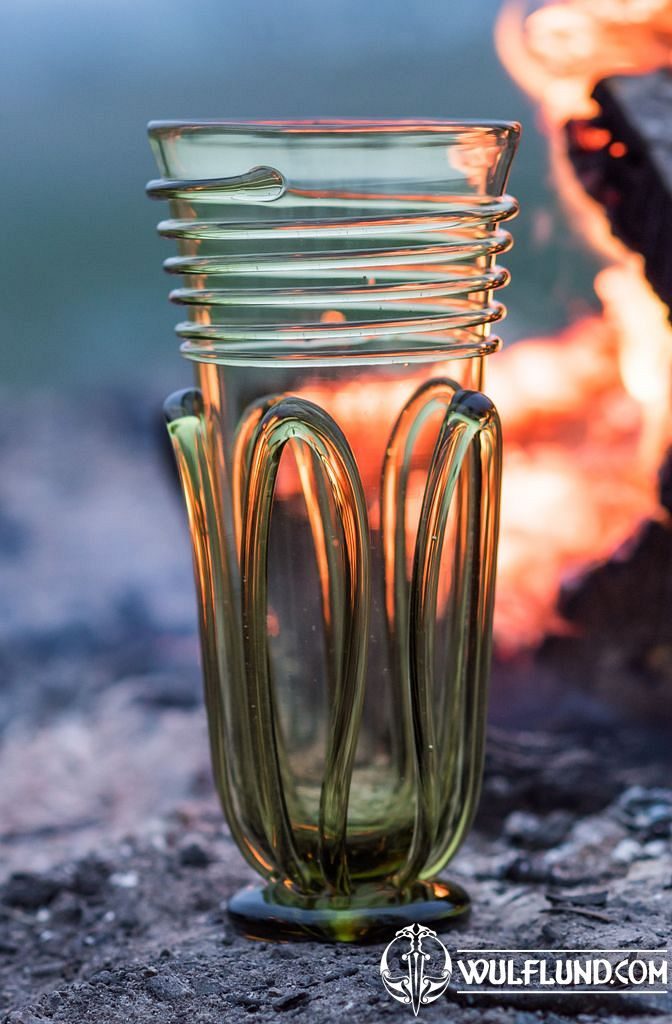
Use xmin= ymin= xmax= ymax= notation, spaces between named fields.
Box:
xmin=567 ymin=69 xmax=672 ymax=316
xmin=532 ymin=446 xmax=672 ymax=719
xmin=516 ymin=71 xmax=672 ymax=717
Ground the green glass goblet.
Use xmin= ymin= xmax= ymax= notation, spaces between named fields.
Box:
xmin=147 ymin=119 xmax=519 ymax=942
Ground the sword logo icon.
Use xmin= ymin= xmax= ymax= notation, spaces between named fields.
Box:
xmin=380 ymin=923 xmax=452 ymax=1015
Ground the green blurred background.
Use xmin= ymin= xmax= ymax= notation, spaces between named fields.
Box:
xmin=4 ymin=0 xmax=599 ymax=393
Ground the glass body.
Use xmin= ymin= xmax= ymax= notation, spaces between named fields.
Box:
xmin=148 ymin=120 xmax=519 ymax=941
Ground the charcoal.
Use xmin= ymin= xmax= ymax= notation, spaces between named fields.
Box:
xmin=567 ymin=69 xmax=672 ymax=315
xmin=177 ymin=840 xmax=211 ymax=868
xmin=538 ymin=519 xmax=672 ymax=718
xmin=3 ymin=874 xmax=61 ymax=911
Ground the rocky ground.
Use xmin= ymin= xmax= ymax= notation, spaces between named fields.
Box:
xmin=2 ymin=390 xmax=671 ymax=1023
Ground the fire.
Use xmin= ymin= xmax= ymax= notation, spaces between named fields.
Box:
xmin=491 ymin=0 xmax=672 ymax=649
xmin=490 ymin=307 xmax=665 ymax=651
xmin=283 ymin=301 xmax=661 ymax=653
xmin=495 ymin=0 xmax=672 ymax=125
xmin=274 ymin=2 xmax=672 ymax=655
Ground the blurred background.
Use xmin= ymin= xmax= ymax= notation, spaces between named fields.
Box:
xmin=3 ymin=0 xmax=598 ymax=393
xmin=3 ymin=0 xmax=672 ymax=874
xmin=4 ymin=4 xmax=672 ymax=1018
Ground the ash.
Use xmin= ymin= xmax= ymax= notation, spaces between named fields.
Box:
xmin=1 ymin=391 xmax=670 ymax=1024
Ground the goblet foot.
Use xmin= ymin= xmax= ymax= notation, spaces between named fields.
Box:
xmin=227 ymin=878 xmax=470 ymax=944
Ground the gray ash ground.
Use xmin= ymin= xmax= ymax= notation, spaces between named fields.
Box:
xmin=2 ymin=765 xmax=672 ymax=1024
xmin=2 ymin=390 xmax=671 ymax=1022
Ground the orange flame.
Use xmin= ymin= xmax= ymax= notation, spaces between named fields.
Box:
xmin=490 ymin=0 xmax=672 ymax=649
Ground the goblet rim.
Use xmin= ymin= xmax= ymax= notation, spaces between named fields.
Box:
xmin=148 ymin=118 xmax=521 ymax=141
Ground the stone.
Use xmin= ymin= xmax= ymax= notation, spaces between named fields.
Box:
xmin=504 ymin=810 xmax=573 ymax=850
xmin=610 ymin=838 xmax=643 ymax=865
xmin=3 ymin=874 xmax=61 ymax=911
xmin=70 ymin=857 xmax=111 ymax=898
xmin=271 ymin=991 xmax=310 ymax=1012
xmin=145 ymin=972 xmax=194 ymax=1001
xmin=177 ymin=841 xmax=211 ymax=868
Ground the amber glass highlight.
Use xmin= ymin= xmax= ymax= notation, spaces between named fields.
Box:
xmin=148 ymin=120 xmax=519 ymax=942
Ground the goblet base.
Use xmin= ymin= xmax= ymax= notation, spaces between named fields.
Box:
xmin=227 ymin=878 xmax=470 ymax=944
